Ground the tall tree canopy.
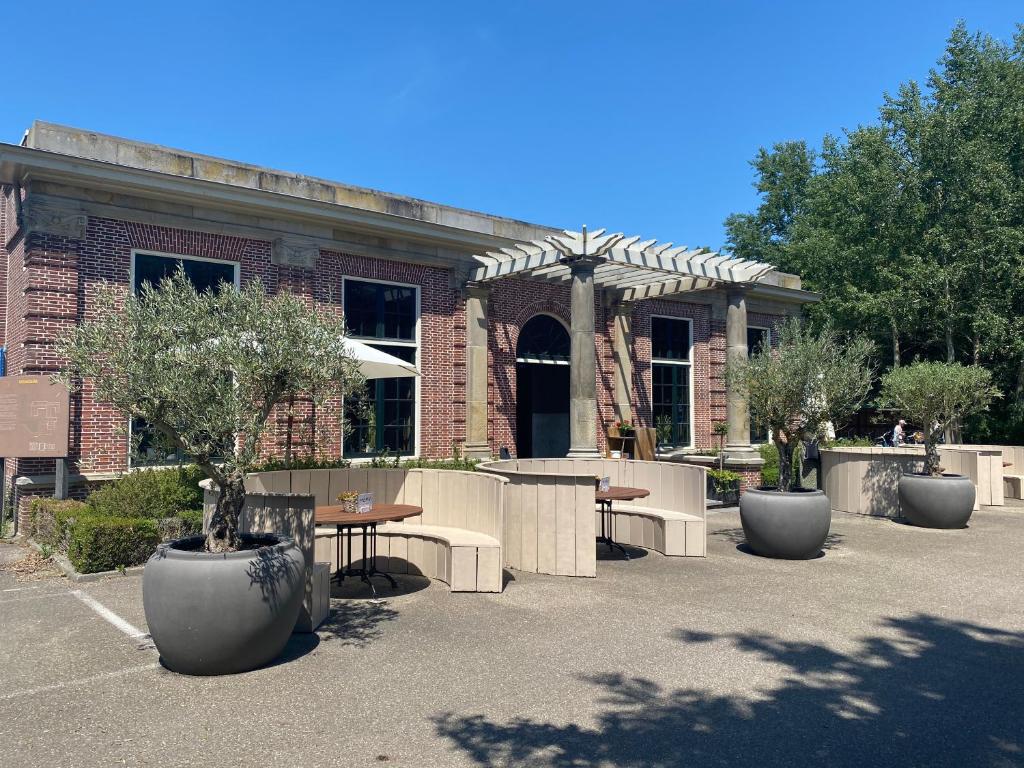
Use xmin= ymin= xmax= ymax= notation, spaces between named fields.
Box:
xmin=724 ymin=22 xmax=1024 ymax=442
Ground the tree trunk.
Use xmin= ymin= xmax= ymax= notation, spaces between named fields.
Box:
xmin=923 ymin=438 xmax=942 ymax=476
xmin=944 ymin=278 xmax=955 ymax=363
xmin=776 ymin=435 xmax=793 ymax=491
xmin=972 ymin=333 xmax=981 ymax=366
xmin=205 ymin=471 xmax=244 ymax=552
xmin=890 ymin=321 xmax=901 ymax=368
xmin=285 ymin=394 xmax=295 ymax=469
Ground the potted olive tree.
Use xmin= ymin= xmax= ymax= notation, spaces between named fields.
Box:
xmin=728 ymin=320 xmax=874 ymax=559
xmin=879 ymin=361 xmax=998 ymax=529
xmin=57 ymin=271 xmax=362 ymax=675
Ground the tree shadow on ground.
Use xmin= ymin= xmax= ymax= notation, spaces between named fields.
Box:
xmin=710 ymin=526 xmax=845 ymax=551
xmin=433 ymin=614 xmax=1024 ymax=767
xmin=316 ymin=599 xmax=399 ymax=647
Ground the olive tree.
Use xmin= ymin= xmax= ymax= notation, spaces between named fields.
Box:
xmin=879 ymin=362 xmax=999 ymax=476
xmin=56 ymin=271 xmax=363 ymax=553
xmin=728 ymin=319 xmax=875 ymax=491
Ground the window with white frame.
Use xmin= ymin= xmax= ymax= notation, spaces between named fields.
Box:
xmin=342 ymin=278 xmax=419 ymax=458
xmin=129 ymin=251 xmax=239 ymax=467
xmin=651 ymin=316 xmax=693 ymax=449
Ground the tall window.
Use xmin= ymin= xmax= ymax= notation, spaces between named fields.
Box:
xmin=747 ymin=327 xmax=770 ymax=443
xmin=130 ymin=251 xmax=239 ymax=466
xmin=651 ymin=317 xmax=692 ymax=449
xmin=343 ymin=279 xmax=419 ymax=457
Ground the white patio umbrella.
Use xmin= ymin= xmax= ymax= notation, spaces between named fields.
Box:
xmin=343 ymin=337 xmax=419 ymax=379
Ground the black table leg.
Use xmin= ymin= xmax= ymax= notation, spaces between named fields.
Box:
xmin=596 ymin=500 xmax=630 ymax=559
xmin=334 ymin=522 xmax=399 ymax=598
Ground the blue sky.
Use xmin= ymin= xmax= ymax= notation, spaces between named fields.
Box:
xmin=3 ymin=2 xmax=1021 ymax=249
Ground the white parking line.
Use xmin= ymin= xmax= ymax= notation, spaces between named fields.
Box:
xmin=0 ymin=663 xmax=161 ymax=701
xmin=70 ymin=589 xmax=154 ymax=649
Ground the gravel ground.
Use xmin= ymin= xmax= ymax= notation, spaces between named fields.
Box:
xmin=1 ymin=502 xmax=1022 ymax=768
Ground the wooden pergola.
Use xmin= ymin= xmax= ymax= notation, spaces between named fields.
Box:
xmin=462 ymin=228 xmax=775 ymax=460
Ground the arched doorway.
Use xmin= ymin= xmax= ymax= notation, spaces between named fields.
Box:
xmin=516 ymin=314 xmax=570 ymax=458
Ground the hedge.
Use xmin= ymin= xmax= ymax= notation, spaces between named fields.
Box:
xmin=29 ymin=498 xmax=91 ymax=549
xmin=67 ymin=515 xmax=161 ymax=574
xmin=86 ymin=465 xmax=205 ymax=520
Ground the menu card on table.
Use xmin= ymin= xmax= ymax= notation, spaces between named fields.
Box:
xmin=599 ymin=477 xmax=611 ymax=492
xmin=357 ymin=492 xmax=374 ymax=514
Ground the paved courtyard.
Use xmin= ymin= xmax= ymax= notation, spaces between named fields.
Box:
xmin=1 ymin=504 xmax=1022 ymax=768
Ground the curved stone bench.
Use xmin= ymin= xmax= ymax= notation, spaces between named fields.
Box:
xmin=480 ymin=458 xmax=707 ymax=577
xmin=247 ymin=468 xmax=505 ymax=593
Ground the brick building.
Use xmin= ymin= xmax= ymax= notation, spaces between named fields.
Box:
xmin=0 ymin=123 xmax=815 ymax=528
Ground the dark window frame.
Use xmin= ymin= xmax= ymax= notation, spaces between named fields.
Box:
xmin=650 ymin=316 xmax=693 ymax=450
xmin=128 ymin=250 xmax=240 ymax=468
xmin=342 ymin=278 xmax=420 ymax=459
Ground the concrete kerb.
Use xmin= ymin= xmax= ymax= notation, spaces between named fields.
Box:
xmin=25 ymin=538 xmax=145 ymax=583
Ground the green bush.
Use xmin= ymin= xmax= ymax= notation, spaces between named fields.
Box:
xmin=707 ymin=468 xmax=741 ymax=492
xmin=67 ymin=516 xmax=160 ymax=574
xmin=156 ymin=509 xmax=205 ymax=541
xmin=824 ymin=436 xmax=875 ymax=448
xmin=250 ymin=455 xmax=352 ymax=472
xmin=86 ymin=466 xmax=205 ymax=520
xmin=29 ymin=498 xmax=90 ymax=549
xmin=401 ymin=457 xmax=479 ymax=471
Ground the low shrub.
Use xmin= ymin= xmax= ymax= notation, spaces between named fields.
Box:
xmin=707 ymin=468 xmax=741 ymax=493
xmin=156 ymin=509 xmax=204 ymax=541
xmin=824 ymin=436 xmax=875 ymax=448
xmin=29 ymin=498 xmax=90 ymax=549
xmin=401 ymin=457 xmax=479 ymax=471
xmin=250 ymin=455 xmax=352 ymax=472
xmin=86 ymin=466 xmax=205 ymax=520
xmin=67 ymin=515 xmax=161 ymax=574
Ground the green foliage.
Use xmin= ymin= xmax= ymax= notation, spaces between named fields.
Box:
xmin=723 ymin=22 xmax=1024 ymax=443
xmin=824 ymin=437 xmax=875 ymax=448
xmin=728 ymin=319 xmax=875 ymax=490
xmin=401 ymin=457 xmax=480 ymax=471
xmin=29 ymin=498 xmax=90 ymax=549
xmin=707 ymin=468 xmax=741 ymax=493
xmin=55 ymin=269 xmax=363 ymax=551
xmin=67 ymin=516 xmax=161 ymax=574
xmin=879 ymin=362 xmax=999 ymax=474
xmin=250 ymin=455 xmax=352 ymax=472
xmin=86 ymin=466 xmax=205 ymax=520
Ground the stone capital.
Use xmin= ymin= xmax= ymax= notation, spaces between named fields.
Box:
xmin=22 ymin=198 xmax=87 ymax=241
xmin=272 ymin=236 xmax=319 ymax=270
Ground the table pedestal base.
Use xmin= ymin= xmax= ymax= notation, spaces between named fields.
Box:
xmin=332 ymin=522 xmax=398 ymax=599
xmin=597 ymin=500 xmax=630 ymax=560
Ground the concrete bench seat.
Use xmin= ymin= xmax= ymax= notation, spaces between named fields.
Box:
xmin=604 ymin=505 xmax=706 ymax=557
xmin=314 ymin=522 xmax=502 ymax=593
xmin=1005 ymin=474 xmax=1023 ymax=500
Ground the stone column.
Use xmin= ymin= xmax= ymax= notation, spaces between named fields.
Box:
xmin=724 ymin=286 xmax=759 ymax=461
xmin=611 ymin=301 xmax=633 ymax=422
xmin=567 ymin=261 xmax=601 ymax=458
xmin=463 ymin=284 xmax=491 ymax=458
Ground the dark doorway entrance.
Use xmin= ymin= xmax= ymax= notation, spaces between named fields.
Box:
xmin=515 ymin=315 xmax=571 ymax=458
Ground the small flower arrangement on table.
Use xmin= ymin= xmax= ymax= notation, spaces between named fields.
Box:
xmin=336 ymin=491 xmax=359 ymax=514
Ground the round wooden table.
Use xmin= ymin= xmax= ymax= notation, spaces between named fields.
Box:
xmin=595 ymin=486 xmax=650 ymax=559
xmin=316 ymin=504 xmax=422 ymax=598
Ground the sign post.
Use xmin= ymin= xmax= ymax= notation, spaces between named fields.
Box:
xmin=0 ymin=376 xmax=72 ymax=505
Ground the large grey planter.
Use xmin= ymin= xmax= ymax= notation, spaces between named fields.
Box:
xmin=143 ymin=533 xmax=305 ymax=676
xmin=898 ymin=473 xmax=975 ymax=529
xmin=739 ymin=487 xmax=832 ymax=560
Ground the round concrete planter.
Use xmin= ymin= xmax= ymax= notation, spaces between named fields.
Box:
xmin=739 ymin=487 xmax=832 ymax=560
xmin=143 ymin=533 xmax=305 ymax=676
xmin=898 ymin=473 xmax=975 ymax=529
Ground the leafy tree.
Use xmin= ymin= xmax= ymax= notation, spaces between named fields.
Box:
xmin=727 ymin=320 xmax=875 ymax=491
xmin=56 ymin=271 xmax=363 ymax=552
xmin=724 ymin=22 xmax=1024 ymax=442
xmin=879 ymin=362 xmax=999 ymax=475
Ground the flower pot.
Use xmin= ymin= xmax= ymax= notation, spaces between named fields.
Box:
xmin=739 ymin=487 xmax=832 ymax=559
xmin=143 ymin=533 xmax=305 ymax=676
xmin=898 ymin=473 xmax=975 ymax=529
